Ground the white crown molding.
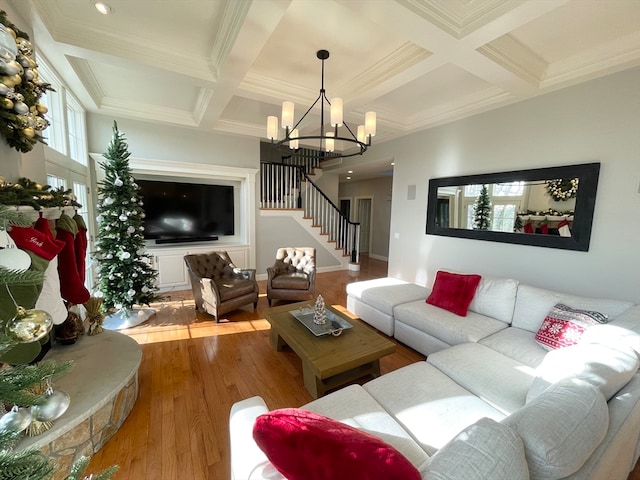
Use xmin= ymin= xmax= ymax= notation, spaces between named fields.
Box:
xmin=97 ymin=98 xmax=199 ymax=128
xmin=209 ymin=0 xmax=252 ymax=75
xmin=542 ymin=31 xmax=640 ymax=89
xmin=65 ymin=56 xmax=105 ymax=109
xmin=341 ymin=43 xmax=432 ymax=98
xmin=478 ymin=34 xmax=548 ymax=86
xmin=397 ymin=0 xmax=519 ymax=39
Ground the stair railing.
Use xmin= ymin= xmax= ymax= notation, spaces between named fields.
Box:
xmin=260 ymin=161 xmax=360 ymax=263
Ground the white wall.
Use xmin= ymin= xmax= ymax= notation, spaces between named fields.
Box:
xmin=377 ymin=67 xmax=640 ymax=303
xmin=339 ymin=176 xmax=393 ymax=260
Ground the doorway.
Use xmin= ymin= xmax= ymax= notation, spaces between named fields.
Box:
xmin=355 ymin=197 xmax=372 ymax=255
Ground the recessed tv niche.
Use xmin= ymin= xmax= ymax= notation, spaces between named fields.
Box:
xmin=137 ymin=179 xmax=234 ymax=244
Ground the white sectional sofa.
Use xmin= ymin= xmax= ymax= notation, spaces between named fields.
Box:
xmin=229 ymin=273 xmax=640 ymax=480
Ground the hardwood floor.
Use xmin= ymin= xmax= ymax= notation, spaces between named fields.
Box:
xmin=88 ymin=256 xmax=423 ymax=479
xmin=88 ymin=256 xmax=640 ymax=480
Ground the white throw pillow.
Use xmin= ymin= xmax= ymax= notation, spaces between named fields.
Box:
xmin=423 ymin=417 xmax=529 ymax=480
xmin=504 ymin=378 xmax=608 ymax=480
xmin=527 ymin=343 xmax=639 ymax=402
xmin=468 ymin=275 xmax=519 ymax=324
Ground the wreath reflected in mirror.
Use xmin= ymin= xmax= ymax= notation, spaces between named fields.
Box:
xmin=546 ymin=178 xmax=578 ymax=201
xmin=0 ymin=10 xmax=54 ymax=153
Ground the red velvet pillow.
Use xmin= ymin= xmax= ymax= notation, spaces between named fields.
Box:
xmin=253 ymin=408 xmax=421 ymax=480
xmin=426 ymin=270 xmax=482 ymax=316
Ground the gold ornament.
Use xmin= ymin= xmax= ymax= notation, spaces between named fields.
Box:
xmin=25 ymin=419 xmax=53 ymax=436
xmin=0 ymin=97 xmax=13 ymax=109
xmin=36 ymin=103 xmax=48 ymax=114
xmin=22 ymin=127 xmax=35 ymax=139
xmin=5 ymin=306 xmax=53 ymax=343
xmin=0 ymin=75 xmax=16 ymax=88
xmin=6 ymin=27 xmax=17 ymax=39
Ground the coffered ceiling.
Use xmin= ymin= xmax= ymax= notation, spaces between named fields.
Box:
xmin=10 ymin=0 xmax=640 ymax=178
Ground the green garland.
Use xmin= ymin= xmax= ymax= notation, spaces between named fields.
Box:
xmin=0 ymin=177 xmax=81 ymax=210
xmin=1 ymin=10 xmax=54 ymax=153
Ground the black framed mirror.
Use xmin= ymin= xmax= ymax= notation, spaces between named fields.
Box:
xmin=426 ymin=162 xmax=600 ymax=251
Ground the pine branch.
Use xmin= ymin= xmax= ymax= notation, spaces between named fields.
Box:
xmin=0 ymin=206 xmax=35 ymax=226
xmin=0 ymin=359 xmax=74 ymax=406
xmin=0 ymin=449 xmax=55 ymax=480
xmin=0 ymin=266 xmax=44 ymax=285
xmin=67 ymin=456 xmax=119 ymax=480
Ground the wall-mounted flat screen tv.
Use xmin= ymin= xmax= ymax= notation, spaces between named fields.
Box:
xmin=137 ymin=179 xmax=234 ymax=244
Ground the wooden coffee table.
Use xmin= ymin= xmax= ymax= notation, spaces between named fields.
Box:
xmin=265 ymin=301 xmax=396 ymax=398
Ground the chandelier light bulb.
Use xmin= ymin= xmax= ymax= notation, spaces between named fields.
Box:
xmin=330 ymin=98 xmax=343 ymax=127
xmin=357 ymin=125 xmax=365 ymax=144
xmin=290 ymin=129 xmax=299 ymax=149
xmin=365 ymin=111 xmax=376 ymax=137
xmin=267 ymin=116 xmax=278 ymax=140
xmin=326 ymin=132 xmax=335 ymax=152
xmin=281 ymin=101 xmax=294 ymax=129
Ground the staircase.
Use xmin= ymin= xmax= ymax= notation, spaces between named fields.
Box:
xmin=260 ymin=157 xmax=360 ymax=269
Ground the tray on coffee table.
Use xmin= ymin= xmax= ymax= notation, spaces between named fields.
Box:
xmin=290 ymin=306 xmax=353 ymax=337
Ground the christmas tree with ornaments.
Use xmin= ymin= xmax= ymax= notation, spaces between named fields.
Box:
xmin=94 ymin=122 xmax=160 ymax=316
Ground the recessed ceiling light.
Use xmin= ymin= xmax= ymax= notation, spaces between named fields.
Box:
xmin=346 ymin=176 xmax=351 ymax=180
xmin=391 ymin=162 xmax=395 ymax=166
xmin=94 ymin=2 xmax=112 ymax=14
xmin=347 ymin=170 xmax=353 ymax=174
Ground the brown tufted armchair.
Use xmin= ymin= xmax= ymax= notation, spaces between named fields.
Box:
xmin=266 ymin=247 xmax=316 ymax=306
xmin=184 ymin=251 xmax=258 ymax=322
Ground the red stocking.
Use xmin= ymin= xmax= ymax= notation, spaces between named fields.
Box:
xmin=523 ymin=223 xmax=533 ymax=234
xmin=56 ymin=213 xmax=90 ymax=304
xmin=73 ymin=214 xmax=88 ymax=285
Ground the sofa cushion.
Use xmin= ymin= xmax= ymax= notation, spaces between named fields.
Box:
xmin=303 ymin=384 xmax=429 ymax=467
xmin=479 ymin=327 xmax=547 ymax=368
xmin=346 ymin=278 xmax=430 ymax=316
xmin=363 ymin=362 xmax=506 ymax=455
xmin=503 ymin=378 xmax=609 ymax=480
xmin=512 ymin=285 xmax=564 ymax=333
xmin=512 ymin=285 xmax=633 ymax=333
xmin=426 ymin=271 xmax=481 ymax=316
xmin=423 ymin=418 xmax=529 ymax=480
xmin=526 ymin=343 xmax=640 ymax=402
xmin=253 ymin=408 xmax=421 ymax=480
xmin=428 ymin=343 xmax=535 ymax=415
xmin=468 ymin=275 xmax=519 ymax=324
xmin=581 ymin=306 xmax=640 ymax=360
xmin=534 ymin=303 xmax=608 ymax=350
xmin=394 ymin=300 xmax=509 ymax=348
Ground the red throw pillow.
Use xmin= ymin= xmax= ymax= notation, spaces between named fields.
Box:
xmin=253 ymin=408 xmax=421 ymax=480
xmin=535 ymin=303 xmax=608 ymax=350
xmin=426 ymin=271 xmax=482 ymax=316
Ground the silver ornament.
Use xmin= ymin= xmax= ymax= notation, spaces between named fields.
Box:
xmin=5 ymin=307 xmax=53 ymax=343
xmin=114 ymin=177 xmax=123 ymax=187
xmin=119 ymin=214 xmax=127 ymax=221
xmin=0 ymin=83 xmax=8 ymax=96
xmin=0 ymin=405 xmax=32 ymax=433
xmin=31 ymin=388 xmax=71 ymax=422
xmin=13 ymin=101 xmax=29 ymax=114
xmin=0 ymin=246 xmax=31 ymax=271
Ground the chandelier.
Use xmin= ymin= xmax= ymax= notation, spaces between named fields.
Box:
xmin=267 ymin=49 xmax=376 ymax=159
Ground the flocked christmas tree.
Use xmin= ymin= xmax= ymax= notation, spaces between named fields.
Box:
xmin=94 ymin=122 xmax=160 ymax=313
xmin=473 ymin=184 xmax=491 ymax=230
xmin=0 ymin=206 xmax=117 ymax=480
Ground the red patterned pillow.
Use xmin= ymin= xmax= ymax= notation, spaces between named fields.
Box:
xmin=253 ymin=408 xmax=421 ymax=480
xmin=426 ymin=270 xmax=482 ymax=316
xmin=535 ymin=303 xmax=608 ymax=350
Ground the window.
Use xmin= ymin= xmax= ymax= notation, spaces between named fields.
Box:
xmin=35 ymin=54 xmax=66 ymax=155
xmin=66 ymin=94 xmax=87 ymax=165
xmin=46 ymin=174 xmax=67 ymax=190
xmin=463 ymin=182 xmax=526 ymax=232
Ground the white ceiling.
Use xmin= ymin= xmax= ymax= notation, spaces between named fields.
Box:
xmin=12 ymin=0 xmax=640 ymax=181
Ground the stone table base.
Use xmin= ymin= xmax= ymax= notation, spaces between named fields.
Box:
xmin=16 ymin=331 xmax=142 ymax=479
